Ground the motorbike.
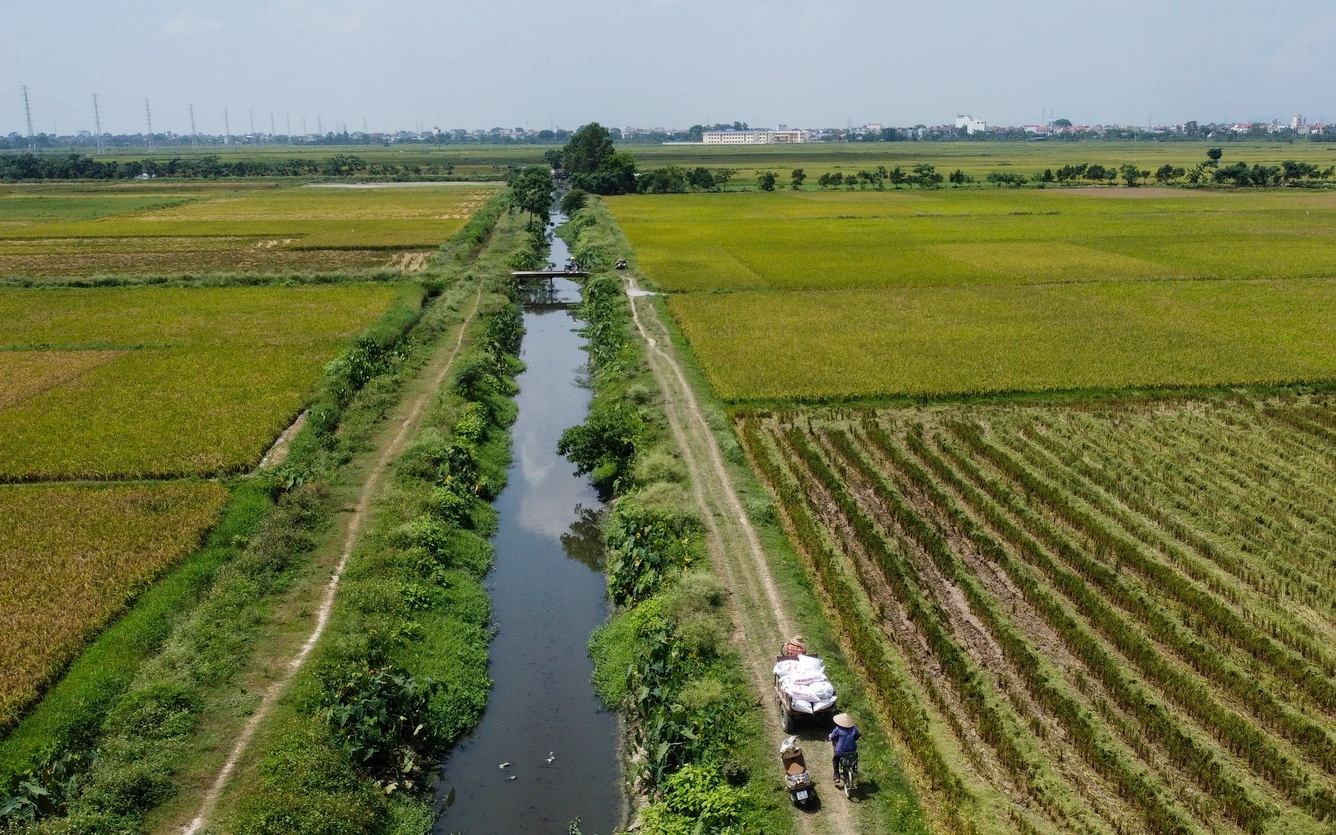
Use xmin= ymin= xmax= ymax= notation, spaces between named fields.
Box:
xmin=780 ymin=736 xmax=815 ymax=807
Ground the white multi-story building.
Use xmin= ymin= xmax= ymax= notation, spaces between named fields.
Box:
xmin=955 ymin=115 xmax=987 ymax=134
xmin=702 ymin=129 xmax=810 ymax=145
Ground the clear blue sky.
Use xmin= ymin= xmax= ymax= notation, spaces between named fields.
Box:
xmin=4 ymin=0 xmax=1335 ymax=136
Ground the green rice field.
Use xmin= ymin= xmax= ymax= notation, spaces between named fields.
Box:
xmin=610 ymin=189 xmax=1336 ymax=292
xmin=604 ymin=188 xmax=1336 ymax=400
xmin=624 ymin=139 xmax=1336 ymax=182
xmin=0 ymin=285 xmax=398 ymax=479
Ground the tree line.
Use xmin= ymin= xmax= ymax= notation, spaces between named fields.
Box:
xmin=1001 ymin=150 xmax=1334 ymax=189
xmin=804 ymin=151 xmax=1334 ymax=191
xmin=0 ymin=153 xmax=456 ymax=182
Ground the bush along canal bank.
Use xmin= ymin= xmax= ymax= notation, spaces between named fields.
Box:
xmin=0 ymin=192 xmax=524 ymax=834
xmin=557 ymin=201 xmax=794 ymax=835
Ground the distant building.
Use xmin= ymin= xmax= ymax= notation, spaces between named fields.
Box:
xmin=702 ymin=129 xmax=810 ymax=145
xmin=1292 ymin=114 xmax=1305 ymax=131
xmin=955 ymin=115 xmax=987 ymax=134
xmin=865 ymin=123 xmax=883 ymax=133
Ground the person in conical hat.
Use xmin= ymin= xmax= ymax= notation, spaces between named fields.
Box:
xmin=781 ymin=635 xmax=807 ymax=658
xmin=828 ymin=713 xmax=859 ymax=785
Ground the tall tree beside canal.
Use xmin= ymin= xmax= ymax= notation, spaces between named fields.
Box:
xmin=509 ymin=165 xmax=554 ymax=230
xmin=562 ymin=123 xmax=637 ymax=195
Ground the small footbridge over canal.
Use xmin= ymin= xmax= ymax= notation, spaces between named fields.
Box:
xmin=511 ymin=270 xmax=590 ymax=286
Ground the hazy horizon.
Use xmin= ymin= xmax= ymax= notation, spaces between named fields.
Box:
xmin=4 ymin=0 xmax=1334 ymax=137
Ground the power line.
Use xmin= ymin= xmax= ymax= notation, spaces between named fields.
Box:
xmin=189 ymin=103 xmax=198 ymax=149
xmin=270 ymin=112 xmax=275 ymax=140
xmin=92 ymin=93 xmax=104 ymax=155
xmin=224 ymin=107 xmax=231 ymax=145
xmin=249 ymin=109 xmax=255 ymax=138
xmin=144 ymin=99 xmax=154 ymax=152
xmin=21 ymin=85 xmax=34 ymax=149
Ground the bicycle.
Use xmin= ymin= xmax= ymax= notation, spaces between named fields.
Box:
xmin=834 ymin=751 xmax=858 ymax=798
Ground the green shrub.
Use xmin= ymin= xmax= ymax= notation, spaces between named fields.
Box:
xmin=557 ymin=401 xmax=641 ymax=494
xmin=322 ymin=666 xmax=443 ymax=789
xmin=640 ymin=764 xmax=747 ymax=835
xmin=603 ymin=499 xmax=697 ymax=606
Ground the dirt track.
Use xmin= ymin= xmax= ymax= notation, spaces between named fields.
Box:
xmin=623 ymin=278 xmax=858 ymax=835
xmin=178 ymin=287 xmax=483 ymax=835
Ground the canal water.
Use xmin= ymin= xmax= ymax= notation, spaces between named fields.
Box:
xmin=433 ymin=216 xmax=623 ymax=835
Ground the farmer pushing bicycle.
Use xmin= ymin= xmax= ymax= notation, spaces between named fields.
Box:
xmin=828 ymin=712 xmax=859 ymax=790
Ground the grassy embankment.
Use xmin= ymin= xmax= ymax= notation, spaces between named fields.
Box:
xmin=212 ymin=202 xmax=534 ymax=835
xmin=560 ymin=199 xmax=928 ymax=834
xmin=0 ymin=192 xmax=525 ymax=833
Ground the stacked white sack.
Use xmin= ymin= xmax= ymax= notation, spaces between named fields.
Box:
xmin=773 ymin=655 xmax=837 ymax=714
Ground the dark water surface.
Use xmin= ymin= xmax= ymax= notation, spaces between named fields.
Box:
xmin=433 ymin=221 xmax=623 ymax=835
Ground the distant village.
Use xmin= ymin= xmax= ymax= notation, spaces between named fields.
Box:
xmin=3 ymin=114 xmax=1333 ymax=151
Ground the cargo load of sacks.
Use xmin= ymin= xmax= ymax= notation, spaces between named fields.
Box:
xmin=774 ymin=654 xmax=837 ymax=714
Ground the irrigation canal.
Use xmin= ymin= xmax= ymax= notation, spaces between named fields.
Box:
xmin=433 ymin=214 xmax=623 ymax=834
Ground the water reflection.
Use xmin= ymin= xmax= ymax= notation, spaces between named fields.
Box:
xmin=561 ymin=504 xmax=606 ymax=572
xmin=521 ymin=279 xmax=574 ymax=310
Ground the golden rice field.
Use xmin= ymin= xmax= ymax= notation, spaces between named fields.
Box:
xmin=0 ymin=181 xmax=497 ymax=276
xmin=604 ymin=188 xmax=1336 ymax=401
xmin=741 ymin=392 xmax=1336 ymax=835
xmin=0 ymin=285 xmax=397 ymax=480
xmin=0 ymin=481 xmax=229 ymax=728
xmin=670 ymin=278 xmax=1336 ymax=401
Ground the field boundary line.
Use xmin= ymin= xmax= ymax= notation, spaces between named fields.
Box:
xmin=180 ymin=284 xmax=484 ymax=835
